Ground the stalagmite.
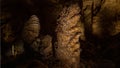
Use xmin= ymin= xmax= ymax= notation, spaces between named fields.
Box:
xmin=22 ymin=15 xmax=40 ymax=44
xmin=56 ymin=3 xmax=81 ymax=68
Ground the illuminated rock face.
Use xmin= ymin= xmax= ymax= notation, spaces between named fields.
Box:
xmin=82 ymin=0 xmax=120 ymax=39
xmin=92 ymin=1 xmax=120 ymax=38
xmin=56 ymin=3 xmax=81 ymax=68
xmin=22 ymin=15 xmax=40 ymax=44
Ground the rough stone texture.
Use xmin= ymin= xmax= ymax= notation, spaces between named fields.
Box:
xmin=40 ymin=35 xmax=52 ymax=59
xmin=31 ymin=35 xmax=53 ymax=60
xmin=56 ymin=3 xmax=81 ymax=68
xmin=92 ymin=0 xmax=120 ymax=38
xmin=22 ymin=15 xmax=40 ymax=44
xmin=1 ymin=0 xmax=120 ymax=68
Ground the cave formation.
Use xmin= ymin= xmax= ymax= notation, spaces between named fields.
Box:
xmin=1 ymin=0 xmax=120 ymax=68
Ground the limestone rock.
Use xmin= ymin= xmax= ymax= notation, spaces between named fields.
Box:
xmin=56 ymin=3 xmax=81 ymax=68
xmin=22 ymin=15 xmax=40 ymax=44
xmin=31 ymin=35 xmax=53 ymax=60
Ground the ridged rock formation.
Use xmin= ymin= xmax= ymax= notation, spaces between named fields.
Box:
xmin=56 ymin=3 xmax=81 ymax=68
xmin=31 ymin=35 xmax=53 ymax=60
xmin=22 ymin=15 xmax=40 ymax=44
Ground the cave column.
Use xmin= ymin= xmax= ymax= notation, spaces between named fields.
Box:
xmin=55 ymin=3 xmax=82 ymax=68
